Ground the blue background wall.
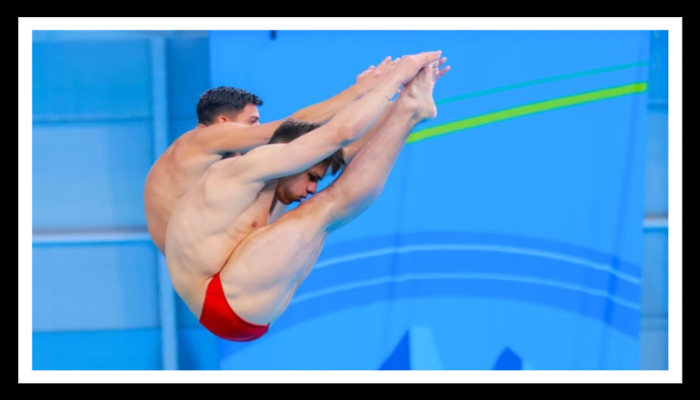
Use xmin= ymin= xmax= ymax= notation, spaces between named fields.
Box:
xmin=31 ymin=30 xmax=668 ymax=370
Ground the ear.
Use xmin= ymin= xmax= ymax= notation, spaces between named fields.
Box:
xmin=215 ymin=115 xmax=230 ymax=124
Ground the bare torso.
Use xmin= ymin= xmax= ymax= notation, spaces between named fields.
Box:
xmin=144 ymin=129 xmax=227 ymax=254
xmin=163 ymin=156 xmax=278 ymax=317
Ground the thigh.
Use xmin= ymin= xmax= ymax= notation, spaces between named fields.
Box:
xmin=218 ymin=194 xmax=333 ymax=324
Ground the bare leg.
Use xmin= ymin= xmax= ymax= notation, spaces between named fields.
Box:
xmin=322 ymin=62 xmax=442 ymax=232
xmin=218 ymin=63 xmax=447 ymax=325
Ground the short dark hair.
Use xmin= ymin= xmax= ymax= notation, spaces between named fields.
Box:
xmin=269 ymin=119 xmax=346 ymax=176
xmin=196 ymin=86 xmax=263 ymax=125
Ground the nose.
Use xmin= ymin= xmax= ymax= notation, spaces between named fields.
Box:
xmin=307 ymin=182 xmax=317 ymax=195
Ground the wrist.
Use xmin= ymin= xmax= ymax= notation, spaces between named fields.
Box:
xmin=373 ymin=74 xmax=402 ymax=98
xmin=348 ymin=83 xmax=365 ymax=99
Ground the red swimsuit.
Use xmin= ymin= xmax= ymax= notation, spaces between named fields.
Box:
xmin=199 ymin=273 xmax=269 ymax=342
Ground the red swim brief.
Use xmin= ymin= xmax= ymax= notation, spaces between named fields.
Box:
xmin=199 ymin=273 xmax=269 ymax=342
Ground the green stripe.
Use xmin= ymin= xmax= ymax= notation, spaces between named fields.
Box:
xmin=407 ymin=82 xmax=647 ymax=145
xmin=435 ymin=61 xmax=649 ymax=106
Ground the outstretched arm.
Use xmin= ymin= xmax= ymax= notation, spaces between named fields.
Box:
xmin=286 ymin=81 xmax=362 ymax=125
xmin=291 ymin=56 xmax=397 ymax=124
xmin=192 ymin=57 xmax=397 ymax=156
xmin=233 ymin=51 xmax=443 ymax=183
xmin=191 ymin=120 xmax=284 ymax=155
xmin=341 ymin=101 xmax=396 ymax=165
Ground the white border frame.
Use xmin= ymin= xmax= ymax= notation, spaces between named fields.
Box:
xmin=19 ymin=17 xmax=681 ymax=383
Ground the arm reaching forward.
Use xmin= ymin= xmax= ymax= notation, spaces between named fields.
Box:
xmin=232 ymin=51 xmax=444 ymax=183
xmin=290 ymin=56 xmax=398 ymax=124
xmin=191 ymin=57 xmax=400 ymax=156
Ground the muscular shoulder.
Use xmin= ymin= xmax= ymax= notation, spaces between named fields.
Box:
xmin=195 ymin=156 xmax=265 ymax=207
xmin=164 ymin=129 xmax=225 ymax=170
xmin=225 ymin=143 xmax=286 ymax=182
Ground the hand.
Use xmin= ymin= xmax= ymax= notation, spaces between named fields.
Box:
xmin=355 ymin=56 xmax=400 ymax=94
xmin=388 ymin=51 xmax=443 ymax=86
xmin=398 ymin=57 xmax=450 ymax=121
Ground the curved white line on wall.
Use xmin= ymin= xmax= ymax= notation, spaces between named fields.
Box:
xmin=314 ymin=244 xmax=641 ymax=285
xmin=291 ymin=272 xmax=640 ymax=310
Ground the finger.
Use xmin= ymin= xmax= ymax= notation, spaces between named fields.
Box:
xmin=421 ymin=50 xmax=442 ymax=64
xmin=437 ymin=57 xmax=447 ymax=68
xmin=437 ymin=65 xmax=451 ymax=79
xmin=382 ymin=59 xmax=400 ymax=76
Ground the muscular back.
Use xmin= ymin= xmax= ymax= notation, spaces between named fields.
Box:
xmin=144 ymin=129 xmax=224 ymax=254
xmin=145 ymin=117 xmax=283 ymax=254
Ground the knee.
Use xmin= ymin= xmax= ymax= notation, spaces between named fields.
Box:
xmin=310 ymin=188 xmax=365 ymax=232
xmin=289 ymin=190 xmax=341 ymax=231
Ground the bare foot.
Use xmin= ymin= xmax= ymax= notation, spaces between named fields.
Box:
xmin=399 ymin=57 xmax=449 ymax=121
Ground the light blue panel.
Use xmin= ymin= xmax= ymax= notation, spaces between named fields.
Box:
xmin=178 ymin=328 xmax=220 ymax=370
xmin=32 ymin=242 xmax=159 ymax=331
xmin=32 ymin=121 xmax=153 ymax=230
xmin=641 ymin=229 xmax=668 ymax=317
xmin=32 ymin=30 xmax=189 ymax=42
xmin=645 ymin=111 xmax=668 ymax=215
xmin=33 ymin=328 xmax=161 ymax=370
xmin=32 ymin=39 xmax=152 ymax=120
xmin=647 ymin=31 xmax=668 ymax=106
xmin=640 ymin=317 xmax=668 ymax=370
xmin=166 ymin=36 xmax=211 ymax=120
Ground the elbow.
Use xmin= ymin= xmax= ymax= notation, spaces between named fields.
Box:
xmin=334 ymin=124 xmax=357 ymax=146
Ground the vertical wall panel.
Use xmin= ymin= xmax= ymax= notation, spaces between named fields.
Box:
xmin=166 ymin=36 xmax=210 ymax=143
xmin=32 ymin=242 xmax=159 ymax=331
xmin=32 ymin=40 xmax=152 ymax=120
xmin=32 ymin=121 xmax=154 ymax=230
xmin=639 ymin=30 xmax=669 ymax=370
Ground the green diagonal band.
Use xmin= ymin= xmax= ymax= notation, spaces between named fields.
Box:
xmin=407 ymin=82 xmax=647 ymax=145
